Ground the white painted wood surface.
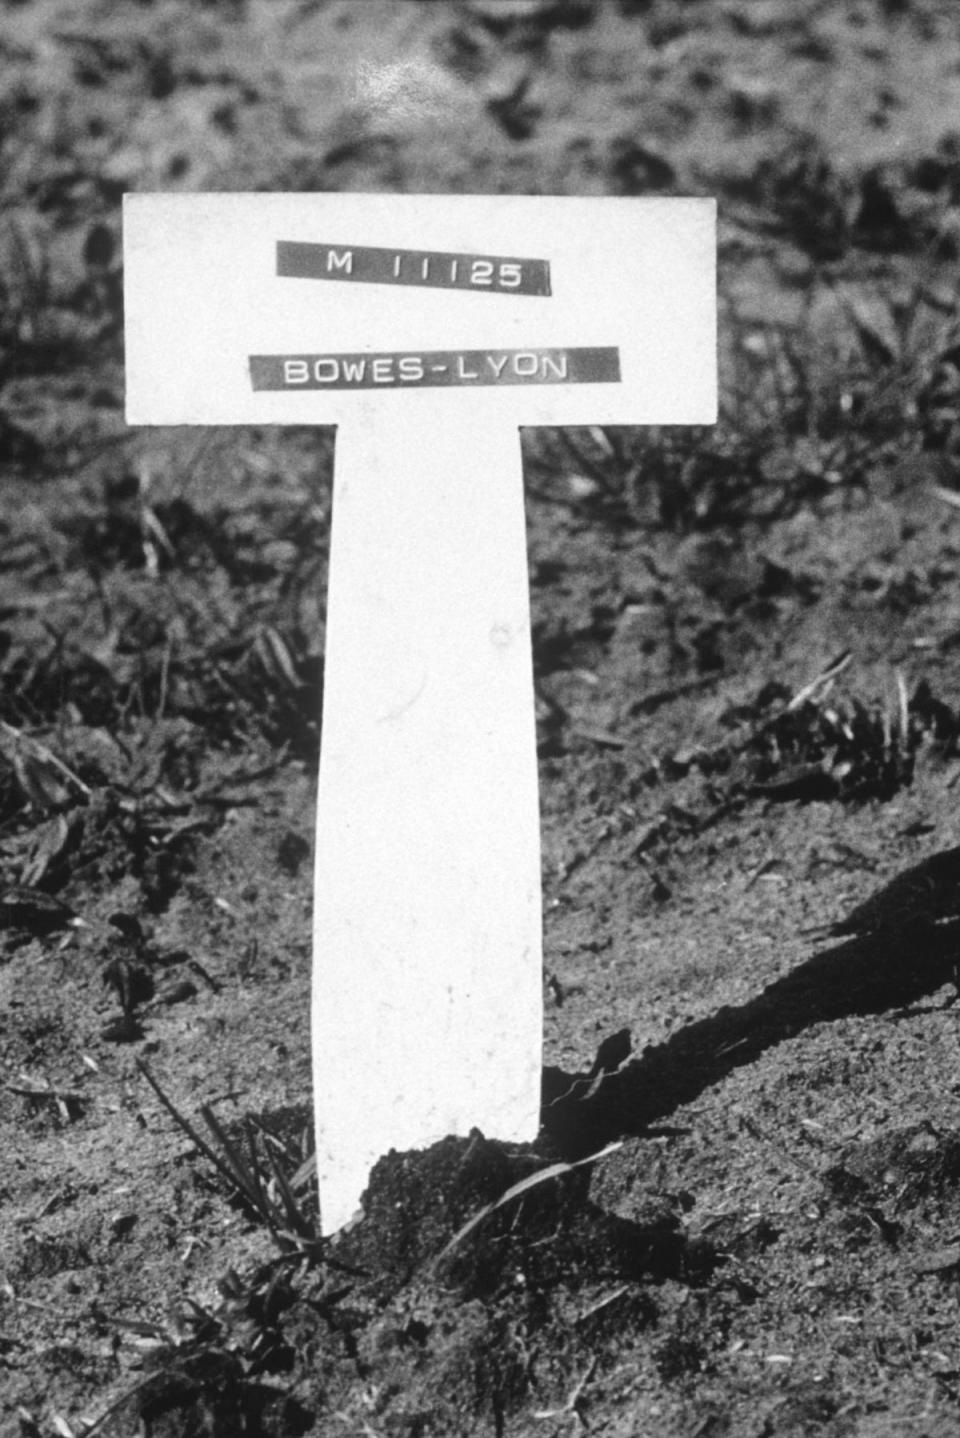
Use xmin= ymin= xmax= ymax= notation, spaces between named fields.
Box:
xmin=313 ymin=414 xmax=541 ymax=1231
xmin=123 ymin=193 xmax=716 ymax=1233
xmin=124 ymin=194 xmax=716 ymax=429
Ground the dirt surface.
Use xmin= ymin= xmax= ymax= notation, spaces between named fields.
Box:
xmin=5 ymin=1 xmax=960 ymax=1434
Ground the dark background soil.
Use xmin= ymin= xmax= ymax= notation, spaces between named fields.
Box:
xmin=5 ymin=1 xmax=960 ymax=1434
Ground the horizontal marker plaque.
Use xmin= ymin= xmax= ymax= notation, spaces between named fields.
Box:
xmin=250 ymin=346 xmax=619 ymax=391
xmin=277 ymin=241 xmax=551 ymax=295
xmin=125 ymin=193 xmax=715 ymax=428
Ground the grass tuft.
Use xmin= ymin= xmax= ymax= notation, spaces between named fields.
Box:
xmin=526 ymin=271 xmax=960 ymax=530
xmin=137 ymin=1060 xmax=326 ymax=1257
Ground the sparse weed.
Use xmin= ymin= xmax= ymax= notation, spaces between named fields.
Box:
xmin=0 ymin=218 xmax=55 ymax=374
xmin=137 ymin=1061 xmax=323 ymax=1256
xmin=526 ymin=271 xmax=960 ymax=529
xmin=0 ymin=443 xmax=328 ymax=758
xmin=68 ymin=1066 xmax=351 ymax=1437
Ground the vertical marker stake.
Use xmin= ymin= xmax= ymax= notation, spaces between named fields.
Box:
xmin=314 ymin=413 xmax=541 ymax=1232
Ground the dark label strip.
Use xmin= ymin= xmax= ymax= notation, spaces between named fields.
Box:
xmin=276 ymin=242 xmax=551 ymax=296
xmin=250 ymin=347 xmax=620 ymax=391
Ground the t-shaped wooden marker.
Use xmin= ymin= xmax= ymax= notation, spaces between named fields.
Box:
xmin=124 ymin=194 xmax=715 ymax=1232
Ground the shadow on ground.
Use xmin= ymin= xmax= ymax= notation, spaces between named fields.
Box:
xmin=543 ymin=847 xmax=960 ymax=1158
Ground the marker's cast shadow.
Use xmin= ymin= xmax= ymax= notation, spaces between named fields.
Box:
xmin=542 ymin=848 xmax=960 ymax=1160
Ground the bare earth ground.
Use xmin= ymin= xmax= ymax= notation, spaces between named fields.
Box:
xmin=5 ymin=1 xmax=960 ymax=1434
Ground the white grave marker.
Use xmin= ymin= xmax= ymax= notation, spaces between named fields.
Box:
xmin=124 ymin=193 xmax=716 ymax=1232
